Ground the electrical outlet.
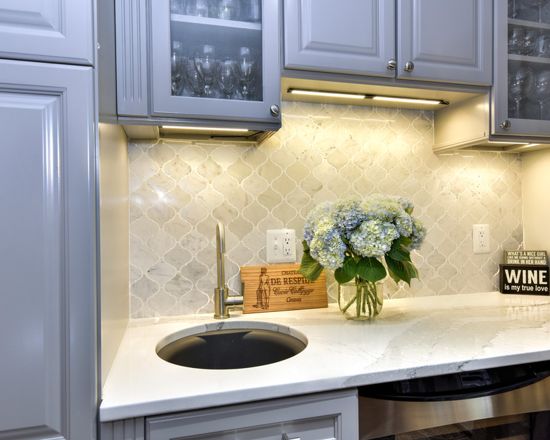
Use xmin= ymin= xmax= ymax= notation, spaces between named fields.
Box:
xmin=473 ymin=224 xmax=490 ymax=254
xmin=266 ymin=229 xmax=296 ymax=263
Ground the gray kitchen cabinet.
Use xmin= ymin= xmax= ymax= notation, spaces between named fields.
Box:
xmin=283 ymin=0 xmax=396 ymax=78
xmin=101 ymin=389 xmax=358 ymax=440
xmin=0 ymin=59 xmax=97 ymax=439
xmin=0 ymin=0 xmax=94 ymax=65
xmin=115 ymin=0 xmax=281 ymax=128
xmin=397 ymin=0 xmax=492 ymax=86
xmin=492 ymin=0 xmax=550 ymax=137
xmin=283 ymin=0 xmax=492 ymax=86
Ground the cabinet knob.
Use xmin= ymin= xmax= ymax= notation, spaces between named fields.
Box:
xmin=270 ymin=104 xmax=280 ymax=117
xmin=500 ymin=120 xmax=511 ymax=129
xmin=387 ymin=59 xmax=397 ymax=70
xmin=404 ymin=61 xmax=415 ymax=72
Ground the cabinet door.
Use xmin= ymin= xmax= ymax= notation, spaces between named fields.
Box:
xmin=397 ymin=0 xmax=492 ymax=85
xmin=284 ymin=0 xmax=396 ymax=77
xmin=0 ymin=60 xmax=97 ymax=439
xmin=146 ymin=390 xmax=358 ymax=440
xmin=493 ymin=0 xmax=550 ymax=136
xmin=147 ymin=0 xmax=281 ymax=124
xmin=0 ymin=0 xmax=94 ymax=65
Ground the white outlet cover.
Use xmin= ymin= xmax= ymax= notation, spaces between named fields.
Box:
xmin=266 ymin=229 xmax=296 ymax=263
xmin=473 ymin=224 xmax=490 ymax=254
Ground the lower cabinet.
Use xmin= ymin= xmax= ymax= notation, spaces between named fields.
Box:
xmin=101 ymin=389 xmax=358 ymax=440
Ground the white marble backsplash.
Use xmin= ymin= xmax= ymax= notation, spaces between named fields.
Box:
xmin=129 ymin=101 xmax=523 ymax=318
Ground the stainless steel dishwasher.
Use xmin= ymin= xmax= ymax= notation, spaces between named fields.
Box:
xmin=359 ymin=360 xmax=550 ymax=440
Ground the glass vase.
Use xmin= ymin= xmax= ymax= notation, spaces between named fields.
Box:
xmin=338 ymin=280 xmax=383 ymax=320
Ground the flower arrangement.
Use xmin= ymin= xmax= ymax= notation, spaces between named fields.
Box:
xmin=299 ymin=195 xmax=426 ymax=319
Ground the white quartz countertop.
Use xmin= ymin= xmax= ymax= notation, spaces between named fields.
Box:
xmin=100 ymin=292 xmax=550 ymax=422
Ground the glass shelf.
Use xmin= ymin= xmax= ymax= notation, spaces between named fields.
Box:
xmin=509 ymin=18 xmax=550 ymax=30
xmin=509 ymin=53 xmax=550 ymax=64
xmin=171 ymin=13 xmax=262 ymax=31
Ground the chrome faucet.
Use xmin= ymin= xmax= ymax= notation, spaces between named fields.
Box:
xmin=214 ymin=222 xmax=243 ymax=319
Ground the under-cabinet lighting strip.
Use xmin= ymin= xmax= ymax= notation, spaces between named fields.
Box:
xmin=287 ymin=88 xmax=447 ymax=106
xmin=161 ymin=125 xmax=251 ymax=133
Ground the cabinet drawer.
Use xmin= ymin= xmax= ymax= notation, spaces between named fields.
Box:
xmin=146 ymin=390 xmax=357 ymax=440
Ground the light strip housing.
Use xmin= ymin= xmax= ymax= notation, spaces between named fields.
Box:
xmin=288 ymin=88 xmax=447 ymax=106
xmin=288 ymin=89 xmax=367 ymax=100
xmin=161 ymin=125 xmax=251 ymax=133
xmin=371 ymin=96 xmax=446 ymax=106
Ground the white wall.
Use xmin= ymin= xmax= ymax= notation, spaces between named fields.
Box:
xmin=522 ymin=149 xmax=550 ymax=253
xmin=99 ymin=123 xmax=129 ymax=386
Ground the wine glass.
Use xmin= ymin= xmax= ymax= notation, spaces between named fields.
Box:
xmin=509 ymin=66 xmax=535 ymax=118
xmin=236 ymin=46 xmax=255 ymax=100
xmin=535 ymin=70 xmax=550 ymax=119
xmin=217 ymin=58 xmax=237 ymax=99
xmin=194 ymin=44 xmax=218 ymax=97
xmin=521 ymin=29 xmax=539 ymax=56
xmin=171 ymin=41 xmax=185 ymax=96
xmin=509 ymin=26 xmax=524 ymax=55
xmin=536 ymin=32 xmax=550 ymax=57
xmin=184 ymin=57 xmax=204 ymax=96
xmin=217 ymin=0 xmax=238 ymax=20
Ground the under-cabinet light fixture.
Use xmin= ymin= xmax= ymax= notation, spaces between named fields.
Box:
xmin=161 ymin=125 xmax=251 ymax=133
xmin=371 ymin=96 xmax=446 ymax=106
xmin=287 ymin=88 xmax=447 ymax=106
xmin=288 ymin=89 xmax=367 ymax=100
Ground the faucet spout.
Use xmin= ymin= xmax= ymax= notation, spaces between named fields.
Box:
xmin=214 ymin=222 xmax=243 ymax=319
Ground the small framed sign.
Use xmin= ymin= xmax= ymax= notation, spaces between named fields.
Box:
xmin=499 ymin=264 xmax=550 ymax=296
xmin=240 ymin=263 xmax=327 ymax=313
xmin=504 ymin=250 xmax=548 ymax=265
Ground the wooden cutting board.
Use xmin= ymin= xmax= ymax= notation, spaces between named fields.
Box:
xmin=240 ymin=263 xmax=327 ymax=314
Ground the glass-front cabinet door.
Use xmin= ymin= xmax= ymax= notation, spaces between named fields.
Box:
xmin=150 ymin=0 xmax=281 ymax=125
xmin=494 ymin=0 xmax=550 ymax=136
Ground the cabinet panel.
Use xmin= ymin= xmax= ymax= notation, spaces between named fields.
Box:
xmin=0 ymin=0 xmax=94 ymax=65
xmin=284 ymin=0 xmax=395 ymax=77
xmin=398 ymin=0 xmax=492 ymax=85
xmin=0 ymin=60 xmax=96 ymax=439
xmin=493 ymin=0 xmax=550 ymax=136
xmin=146 ymin=390 xmax=357 ymax=440
xmin=148 ymin=0 xmax=281 ymax=124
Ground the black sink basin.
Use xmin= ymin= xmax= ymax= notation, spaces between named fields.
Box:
xmin=157 ymin=324 xmax=307 ymax=370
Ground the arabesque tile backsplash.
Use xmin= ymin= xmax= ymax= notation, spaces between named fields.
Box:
xmin=129 ymin=101 xmax=522 ymax=318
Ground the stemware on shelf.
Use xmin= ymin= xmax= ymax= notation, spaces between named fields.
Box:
xmin=240 ymin=0 xmax=261 ymax=22
xmin=536 ymin=32 xmax=550 ymax=57
xmin=217 ymin=0 xmax=239 ymax=20
xmin=184 ymin=57 xmax=204 ymax=96
xmin=509 ymin=26 xmax=525 ymax=55
xmin=217 ymin=58 xmax=238 ymax=98
xmin=535 ymin=70 xmax=550 ymax=119
xmin=509 ymin=65 xmax=535 ymax=118
xmin=236 ymin=46 xmax=256 ymax=100
xmin=171 ymin=41 xmax=186 ymax=96
xmin=194 ymin=44 xmax=219 ymax=97
xmin=521 ymin=28 xmax=539 ymax=56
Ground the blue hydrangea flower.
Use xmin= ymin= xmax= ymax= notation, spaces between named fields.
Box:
xmin=309 ymin=218 xmax=346 ymax=269
xmin=410 ymin=218 xmax=426 ymax=250
xmin=333 ymin=199 xmax=367 ymax=238
xmin=395 ymin=213 xmax=413 ymax=237
xmin=303 ymin=201 xmax=334 ymax=245
xmin=349 ymin=219 xmax=399 ymax=258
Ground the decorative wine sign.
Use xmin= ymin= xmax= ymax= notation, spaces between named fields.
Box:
xmin=499 ymin=264 xmax=550 ymax=296
xmin=504 ymin=250 xmax=548 ymax=265
xmin=240 ymin=263 xmax=327 ymax=313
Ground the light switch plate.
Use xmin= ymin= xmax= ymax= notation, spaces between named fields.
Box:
xmin=266 ymin=229 xmax=296 ymax=263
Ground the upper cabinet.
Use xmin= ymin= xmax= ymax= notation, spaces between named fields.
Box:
xmin=284 ymin=0 xmax=493 ymax=87
xmin=114 ymin=0 xmax=281 ymax=132
xmin=493 ymin=0 xmax=550 ymax=136
xmin=0 ymin=0 xmax=94 ymax=65
xmin=284 ymin=0 xmax=395 ymax=78
xmin=397 ymin=0 xmax=492 ymax=85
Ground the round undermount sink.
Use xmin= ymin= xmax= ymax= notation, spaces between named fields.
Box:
xmin=156 ymin=322 xmax=307 ymax=370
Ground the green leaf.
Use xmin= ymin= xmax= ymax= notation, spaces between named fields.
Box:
xmin=299 ymin=250 xmax=324 ymax=281
xmin=385 ymin=256 xmax=419 ymax=286
xmin=302 ymin=240 xmax=310 ymax=252
xmin=388 ymin=240 xmax=411 ymax=262
xmin=334 ymin=257 xmax=357 ymax=284
xmin=357 ymin=257 xmax=387 ymax=282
